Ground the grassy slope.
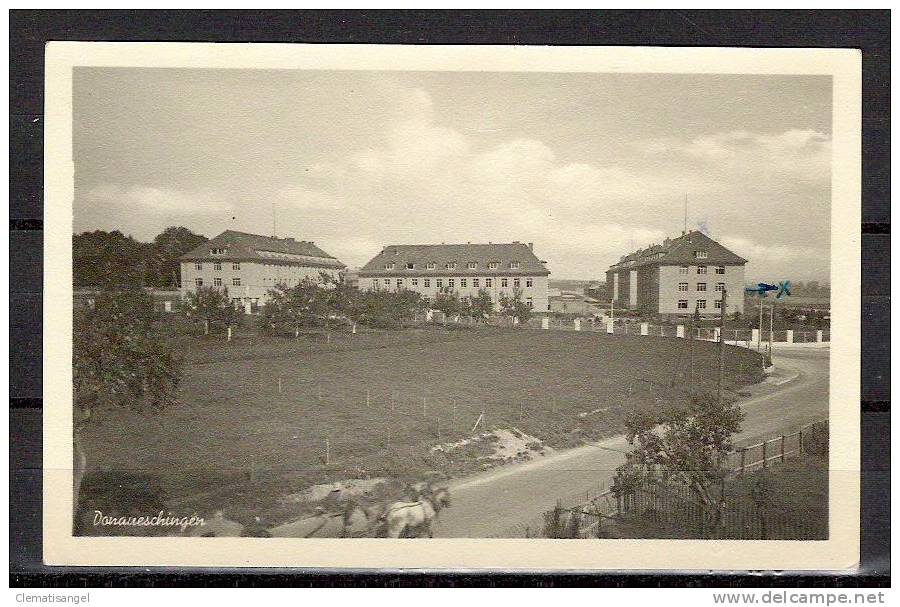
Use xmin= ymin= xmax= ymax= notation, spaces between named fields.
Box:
xmin=80 ymin=326 xmax=763 ymax=525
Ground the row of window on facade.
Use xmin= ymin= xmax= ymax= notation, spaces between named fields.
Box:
xmin=373 ymin=277 xmax=533 ymax=289
xmin=678 ymin=265 xmax=726 ymax=275
xmin=677 ymin=299 xmax=723 ymax=310
xmin=678 ymin=282 xmax=726 ymax=292
xmin=195 ymin=277 xmax=241 ymax=287
xmin=195 ymin=262 xmax=241 ymax=271
xmin=384 ymin=261 xmax=521 ymax=271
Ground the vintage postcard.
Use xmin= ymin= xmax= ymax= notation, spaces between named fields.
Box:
xmin=43 ymin=43 xmax=861 ymax=569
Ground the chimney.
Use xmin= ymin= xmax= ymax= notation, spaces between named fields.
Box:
xmin=528 ymin=242 xmax=534 ymax=250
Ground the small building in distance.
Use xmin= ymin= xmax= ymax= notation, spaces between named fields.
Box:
xmin=179 ymin=230 xmax=345 ymax=309
xmin=548 ymin=290 xmax=605 ymax=316
xmin=606 ymin=230 xmax=747 ymax=317
xmin=359 ymin=241 xmax=551 ymax=312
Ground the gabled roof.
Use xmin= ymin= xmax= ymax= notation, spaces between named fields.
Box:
xmin=179 ymin=230 xmax=345 ymax=268
xmin=607 ymin=230 xmax=747 ymax=272
xmin=359 ymin=242 xmax=550 ymax=276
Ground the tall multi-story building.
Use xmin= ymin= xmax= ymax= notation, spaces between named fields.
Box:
xmin=179 ymin=230 xmax=345 ymax=310
xmin=606 ymin=230 xmax=747 ymax=317
xmin=359 ymin=242 xmax=551 ymax=312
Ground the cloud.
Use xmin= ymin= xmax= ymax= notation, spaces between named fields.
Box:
xmin=76 ymin=86 xmax=832 ymax=281
xmin=84 ymin=185 xmax=232 ymax=216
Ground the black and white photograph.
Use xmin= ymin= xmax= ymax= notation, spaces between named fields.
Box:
xmin=40 ymin=43 xmax=862 ymax=570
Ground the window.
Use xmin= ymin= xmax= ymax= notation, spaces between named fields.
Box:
xmin=473 ymin=278 xmax=480 ymax=287
xmin=384 ymin=263 xmax=395 ymax=270
xmin=212 ymin=262 xmax=221 ymax=271
xmin=697 ymin=283 xmax=707 ymax=292
xmin=195 ymin=278 xmax=203 ymax=287
xmin=715 ymin=300 xmax=723 ymax=309
xmin=488 ymin=262 xmax=499 ymax=269
xmin=411 ymin=278 xmax=419 ymax=287
xmin=213 ymin=277 xmax=222 ymax=287
xmin=526 ymin=297 xmax=533 ymax=308
xmin=426 ymin=262 xmax=436 ymax=270
xmin=513 ymin=278 xmax=520 ymax=288
xmin=485 ymin=278 xmax=493 ymax=287
xmin=526 ymin=278 xmax=533 ymax=287
xmin=436 ymin=279 xmax=443 ymax=288
xmin=446 ymin=262 xmax=457 ymax=270
xmin=448 ymin=279 xmax=455 ymax=289
xmin=424 ymin=279 xmax=430 ymax=288
xmin=715 ymin=266 xmax=725 ymax=274
xmin=715 ymin=282 xmax=725 ymax=292
xmin=233 ymin=262 xmax=240 ymax=271
xmin=509 ymin=261 xmax=520 ymax=269
xmin=678 ymin=282 xmax=688 ymax=292
xmin=396 ymin=279 xmax=403 ymax=288
xmin=195 ymin=262 xmax=203 ymax=271
xmin=372 ymin=279 xmax=379 ymax=289
xmin=460 ymin=278 xmax=467 ymax=288
xmin=694 ymin=250 xmax=708 ymax=259
xmin=679 ymin=265 xmax=689 ymax=274
xmin=383 ymin=278 xmax=390 ymax=286
xmin=697 ymin=300 xmax=707 ymax=309
xmin=406 ymin=263 xmax=415 ymax=270
xmin=501 ymin=278 xmax=508 ymax=288
xmin=210 ymin=247 xmax=227 ymax=255
xmin=467 ymin=262 xmax=477 ymax=270
xmin=697 ymin=265 xmax=707 ymax=274
xmin=677 ymin=299 xmax=688 ymax=309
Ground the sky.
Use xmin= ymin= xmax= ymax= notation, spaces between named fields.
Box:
xmin=73 ymin=68 xmax=832 ymax=282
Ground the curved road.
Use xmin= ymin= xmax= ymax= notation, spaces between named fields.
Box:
xmin=432 ymin=347 xmax=829 ymax=538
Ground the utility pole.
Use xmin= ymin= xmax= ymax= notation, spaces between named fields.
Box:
xmin=717 ymin=288 xmax=727 ymax=405
xmin=769 ymin=303 xmax=775 ymax=362
xmin=757 ymin=302 xmax=763 ymax=352
xmin=688 ymin=302 xmax=696 ymax=396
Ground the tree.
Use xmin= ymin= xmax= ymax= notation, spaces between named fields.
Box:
xmin=151 ymin=226 xmax=208 ymax=288
xmin=469 ymin=288 xmax=495 ymax=320
xmin=616 ymin=392 xmax=744 ymax=532
xmin=73 ymin=230 xmax=152 ymax=288
xmin=259 ymin=278 xmax=326 ymax=337
xmin=498 ymin=287 xmax=532 ymax=324
xmin=433 ymin=287 xmax=462 ymax=320
xmin=179 ymin=286 xmax=238 ymax=335
xmin=73 ymin=287 xmax=184 ymax=518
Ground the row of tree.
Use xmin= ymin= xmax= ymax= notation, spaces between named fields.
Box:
xmin=178 ymin=273 xmax=535 ymax=336
xmin=74 ymin=226 xmax=208 ymax=289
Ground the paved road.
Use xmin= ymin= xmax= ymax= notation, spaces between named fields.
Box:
xmin=432 ymin=347 xmax=829 ymax=537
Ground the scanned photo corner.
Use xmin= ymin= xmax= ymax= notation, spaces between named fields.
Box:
xmin=41 ymin=43 xmax=861 ymax=570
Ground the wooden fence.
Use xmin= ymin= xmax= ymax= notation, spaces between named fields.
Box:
xmin=530 ymin=419 xmax=828 ymax=539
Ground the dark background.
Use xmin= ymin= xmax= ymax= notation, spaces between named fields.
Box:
xmin=9 ymin=9 xmax=890 ymax=587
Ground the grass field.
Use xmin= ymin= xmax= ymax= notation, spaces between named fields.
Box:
xmin=79 ymin=325 xmax=764 ymax=528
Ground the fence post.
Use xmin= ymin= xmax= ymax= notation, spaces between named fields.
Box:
xmin=798 ymin=427 xmax=804 ymax=454
xmin=574 ymin=318 xmax=581 ymax=331
xmin=325 ymin=437 xmax=330 ymax=465
xmin=366 ymin=389 xmax=370 ymax=408
xmin=676 ymin=325 xmax=685 ymax=338
xmin=606 ymin=321 xmax=614 ymax=334
xmin=739 ymin=449 xmax=746 ymax=476
xmin=277 ymin=377 xmax=283 ymax=394
xmin=541 ymin=317 xmax=550 ymax=329
xmin=781 ymin=434 xmax=786 ymax=463
xmin=762 ymin=440 xmax=767 ymax=468
xmin=786 ymin=329 xmax=794 ymax=344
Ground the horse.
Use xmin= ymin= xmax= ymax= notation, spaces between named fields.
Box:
xmin=384 ymin=485 xmax=451 ymax=538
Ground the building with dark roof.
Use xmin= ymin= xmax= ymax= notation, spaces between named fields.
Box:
xmin=606 ymin=230 xmax=747 ymax=317
xmin=359 ymin=242 xmax=551 ymax=312
xmin=179 ymin=230 xmax=345 ymax=309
